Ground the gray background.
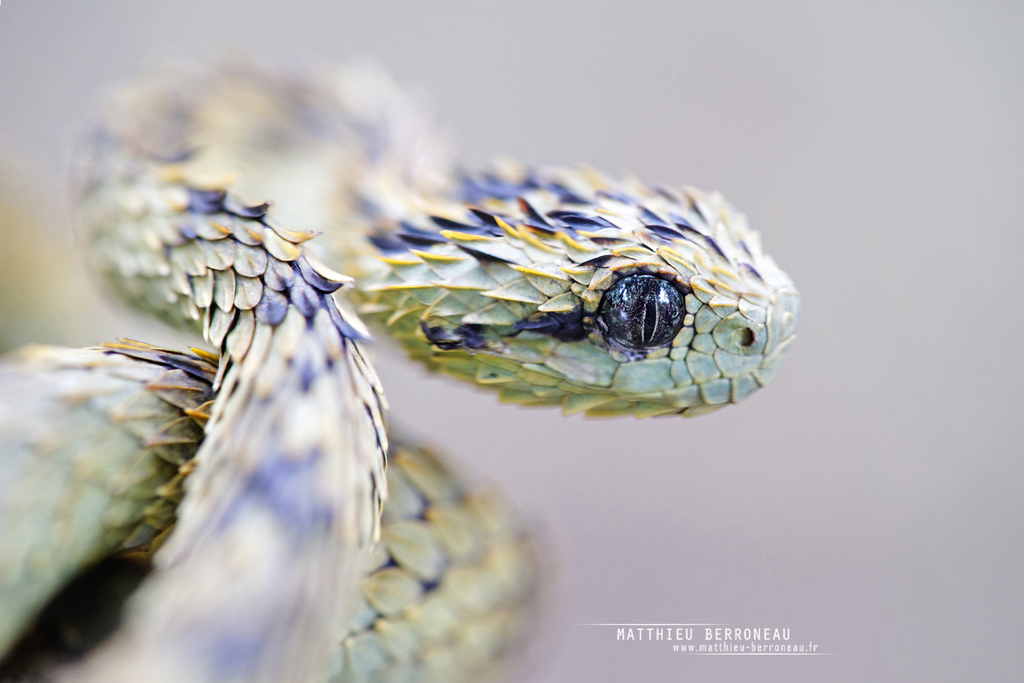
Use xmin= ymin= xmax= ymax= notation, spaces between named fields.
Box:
xmin=2 ymin=1 xmax=1022 ymax=681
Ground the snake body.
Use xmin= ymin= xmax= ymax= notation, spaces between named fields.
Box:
xmin=0 ymin=61 xmax=799 ymax=682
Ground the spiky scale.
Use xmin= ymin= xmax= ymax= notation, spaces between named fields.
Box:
xmin=0 ymin=344 xmax=212 ymax=657
xmin=1 ymin=58 xmax=800 ymax=683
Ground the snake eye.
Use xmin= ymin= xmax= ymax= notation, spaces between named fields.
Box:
xmin=598 ymin=275 xmax=685 ymax=349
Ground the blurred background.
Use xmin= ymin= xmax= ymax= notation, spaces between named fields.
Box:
xmin=1 ymin=1 xmax=1022 ymax=681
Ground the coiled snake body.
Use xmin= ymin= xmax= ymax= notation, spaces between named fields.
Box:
xmin=0 ymin=62 xmax=799 ymax=683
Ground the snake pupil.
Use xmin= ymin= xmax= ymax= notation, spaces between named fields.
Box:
xmin=643 ymin=296 xmax=658 ymax=344
xmin=598 ymin=275 xmax=685 ymax=350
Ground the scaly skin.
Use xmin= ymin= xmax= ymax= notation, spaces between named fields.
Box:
xmin=0 ymin=59 xmax=798 ymax=683
xmin=73 ymin=149 xmax=388 ymax=682
xmin=351 ymin=161 xmax=801 ymax=417
xmin=334 ymin=441 xmax=538 ymax=683
xmin=0 ymin=345 xmax=538 ymax=683
xmin=0 ymin=343 xmax=212 ymax=658
xmin=83 ymin=60 xmax=800 ymax=418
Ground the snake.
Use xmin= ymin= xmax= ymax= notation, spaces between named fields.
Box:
xmin=0 ymin=60 xmax=800 ymax=683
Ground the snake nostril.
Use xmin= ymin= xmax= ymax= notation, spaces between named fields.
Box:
xmin=739 ymin=328 xmax=756 ymax=347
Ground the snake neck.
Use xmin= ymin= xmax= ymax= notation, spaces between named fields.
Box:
xmin=78 ymin=59 xmax=799 ymax=423
xmin=77 ymin=143 xmax=392 ymax=681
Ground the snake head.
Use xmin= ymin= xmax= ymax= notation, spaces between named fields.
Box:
xmin=357 ymin=162 xmax=800 ymax=418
